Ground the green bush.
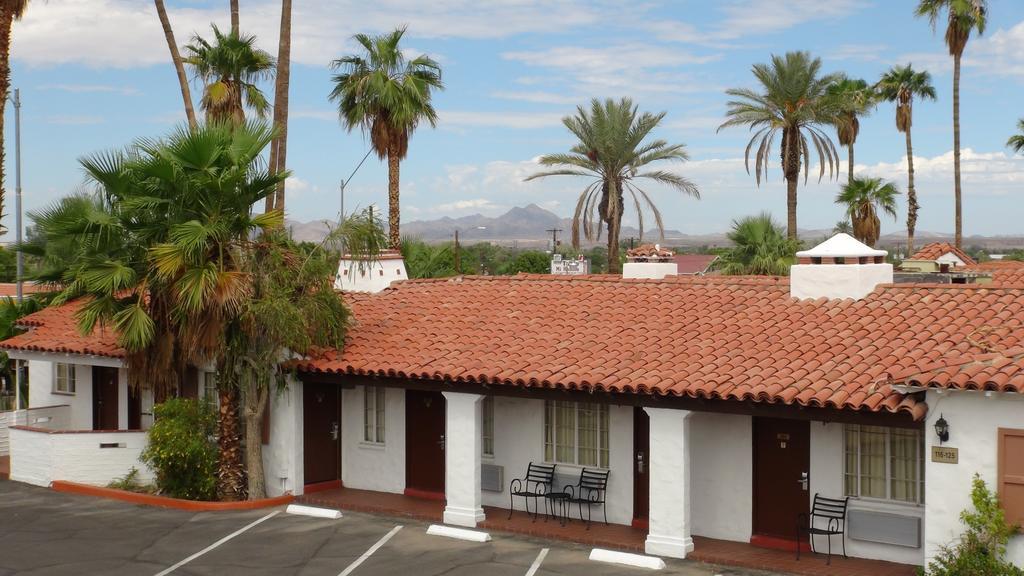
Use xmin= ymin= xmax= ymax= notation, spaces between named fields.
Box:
xmin=923 ymin=475 xmax=1023 ymax=576
xmin=140 ymin=398 xmax=218 ymax=501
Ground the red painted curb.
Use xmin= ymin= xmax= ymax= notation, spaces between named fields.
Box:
xmin=51 ymin=481 xmax=294 ymax=511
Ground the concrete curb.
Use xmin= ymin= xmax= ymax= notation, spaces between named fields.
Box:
xmin=286 ymin=504 xmax=343 ymax=519
xmin=426 ymin=524 xmax=492 ymax=542
xmin=589 ymin=548 xmax=666 ymax=570
xmin=51 ymin=480 xmax=294 ymax=511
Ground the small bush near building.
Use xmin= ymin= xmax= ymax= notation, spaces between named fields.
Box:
xmin=923 ymin=475 xmax=1023 ymax=576
xmin=141 ymin=398 xmax=218 ymax=501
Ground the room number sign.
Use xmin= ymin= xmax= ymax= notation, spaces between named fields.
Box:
xmin=931 ymin=446 xmax=959 ymax=464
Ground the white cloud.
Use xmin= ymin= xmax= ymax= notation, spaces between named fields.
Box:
xmin=857 ymin=149 xmax=1024 ymax=196
xmin=434 ymin=198 xmax=500 ymax=212
xmin=12 ymin=0 xmax=603 ymax=69
xmin=963 ymin=20 xmax=1024 ymax=79
xmin=38 ymin=83 xmax=140 ymax=96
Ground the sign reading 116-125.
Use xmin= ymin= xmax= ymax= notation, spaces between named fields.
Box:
xmin=931 ymin=446 xmax=959 ymax=464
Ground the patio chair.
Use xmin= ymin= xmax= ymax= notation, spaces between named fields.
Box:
xmin=796 ymin=493 xmax=849 ymax=565
xmin=563 ymin=467 xmax=609 ymax=530
xmin=508 ymin=462 xmax=556 ymax=522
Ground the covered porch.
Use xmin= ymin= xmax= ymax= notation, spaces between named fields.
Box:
xmin=296 ymin=485 xmax=917 ymax=576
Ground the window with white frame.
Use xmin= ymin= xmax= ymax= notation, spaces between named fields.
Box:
xmin=544 ymin=400 xmax=609 ymax=468
xmin=482 ymin=396 xmax=494 ymax=457
xmin=54 ymin=363 xmax=76 ymax=394
xmin=844 ymin=425 xmax=924 ymax=504
xmin=363 ymin=387 xmax=386 ymax=444
xmin=202 ymin=371 xmax=219 ymax=408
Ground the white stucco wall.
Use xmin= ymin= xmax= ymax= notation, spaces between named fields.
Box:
xmin=622 ymin=262 xmax=678 ymax=280
xmin=790 ymin=263 xmax=893 ymax=301
xmin=691 ymin=412 xmax=753 ymax=542
xmin=810 ymin=421 xmax=925 ymax=565
xmin=28 ymin=360 xmax=94 ymax=430
xmin=262 ymin=379 xmax=303 ymax=497
xmin=341 ymin=385 xmax=406 ymax=494
xmin=923 ymin=391 xmax=1024 ymax=568
xmin=10 ymin=427 xmax=153 ymax=487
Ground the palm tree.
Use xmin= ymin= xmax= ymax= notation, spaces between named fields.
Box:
xmin=154 ymin=0 xmax=197 ymax=129
xmin=835 ymin=176 xmax=900 ymax=247
xmin=526 ymin=98 xmax=699 ymax=274
xmin=916 ymin=0 xmax=987 ymax=250
xmin=230 ymin=0 xmax=239 ymax=35
xmin=0 ymin=0 xmax=29 ymax=235
xmin=1007 ymin=119 xmax=1024 ymax=154
xmin=329 ymin=28 xmax=444 ymax=249
xmin=833 ymin=219 xmax=853 ymax=235
xmin=876 ymin=64 xmax=937 ymax=253
xmin=266 ymin=0 xmax=292 ymax=213
xmin=719 ymin=213 xmax=799 ymax=276
xmin=31 ymin=122 xmax=286 ymax=501
xmin=719 ymin=51 xmax=842 ymax=241
xmin=185 ymin=25 xmax=275 ymax=125
xmin=827 ymin=76 xmax=875 ymax=184
xmin=400 ymin=238 xmax=455 ymax=279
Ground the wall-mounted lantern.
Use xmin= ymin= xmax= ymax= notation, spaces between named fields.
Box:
xmin=934 ymin=414 xmax=950 ymax=445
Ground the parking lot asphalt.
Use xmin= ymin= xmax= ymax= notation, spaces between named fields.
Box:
xmin=0 ymin=480 xmax=773 ymax=576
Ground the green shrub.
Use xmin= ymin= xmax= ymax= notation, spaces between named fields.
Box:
xmin=140 ymin=398 xmax=218 ymax=501
xmin=924 ymin=475 xmax=1023 ymax=576
xmin=108 ymin=467 xmax=142 ymax=491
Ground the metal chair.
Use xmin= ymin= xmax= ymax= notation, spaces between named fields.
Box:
xmin=797 ymin=493 xmax=849 ymax=565
xmin=508 ymin=462 xmax=556 ymax=521
xmin=563 ymin=467 xmax=609 ymax=529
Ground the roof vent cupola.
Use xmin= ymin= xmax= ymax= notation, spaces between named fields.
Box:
xmin=790 ymin=234 xmax=892 ymax=300
xmin=334 ymin=249 xmax=408 ymax=293
xmin=623 ymin=244 xmax=678 ymax=280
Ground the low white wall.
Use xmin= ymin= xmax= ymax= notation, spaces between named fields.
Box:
xmin=691 ymin=412 xmax=753 ymax=542
xmin=810 ymin=421 xmax=925 ymax=565
xmin=0 ymin=410 xmax=11 ymax=456
xmin=262 ymin=379 xmax=303 ymax=497
xmin=28 ymin=360 xmax=94 ymax=430
xmin=10 ymin=427 xmax=152 ymax=487
xmin=1 ymin=405 xmax=72 ymax=455
xmin=341 ymin=385 xmax=406 ymax=494
xmin=924 ymin=391 xmax=1024 ymax=568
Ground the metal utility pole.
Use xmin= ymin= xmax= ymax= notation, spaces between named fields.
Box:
xmin=10 ymin=88 xmax=23 ymax=303
xmin=453 ymin=229 xmax=461 ymax=274
xmin=546 ymin=228 xmax=562 ymax=254
xmin=339 ymin=148 xmax=373 ymax=223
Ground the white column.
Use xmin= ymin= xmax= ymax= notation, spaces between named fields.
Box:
xmin=442 ymin=391 xmax=485 ymax=527
xmin=644 ymin=407 xmax=693 ymax=559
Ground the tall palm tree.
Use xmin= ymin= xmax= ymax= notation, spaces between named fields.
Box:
xmin=266 ymin=0 xmax=292 ymax=212
xmin=876 ymin=64 xmax=937 ymax=253
xmin=154 ymin=0 xmax=197 ymax=129
xmin=185 ymin=25 xmax=275 ymax=125
xmin=329 ymin=28 xmax=444 ymax=249
xmin=230 ymin=0 xmax=239 ymax=35
xmin=835 ymin=176 xmax=900 ymax=247
xmin=1007 ymin=119 xmax=1024 ymax=154
xmin=827 ymin=76 xmax=875 ymax=184
xmin=916 ymin=0 xmax=987 ymax=250
xmin=719 ymin=213 xmax=799 ymax=276
xmin=526 ymin=98 xmax=699 ymax=275
xmin=0 ymin=0 xmax=29 ymax=235
xmin=719 ymin=51 xmax=842 ymax=241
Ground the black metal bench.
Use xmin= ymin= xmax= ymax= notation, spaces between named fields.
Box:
xmin=563 ymin=467 xmax=609 ymax=529
xmin=797 ymin=493 xmax=849 ymax=564
xmin=508 ymin=462 xmax=556 ymax=522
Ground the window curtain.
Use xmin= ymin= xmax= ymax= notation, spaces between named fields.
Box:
xmin=374 ymin=388 xmax=386 ymax=443
xmin=890 ymin=428 xmax=919 ymax=503
xmin=555 ymin=401 xmax=576 ymax=463
xmin=363 ymin=388 xmax=375 ymax=442
xmin=859 ymin=426 xmax=887 ymax=498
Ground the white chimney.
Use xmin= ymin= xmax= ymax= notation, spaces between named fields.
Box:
xmin=790 ymin=234 xmax=892 ymax=300
xmin=622 ymin=244 xmax=678 ymax=280
xmin=334 ymin=249 xmax=408 ymax=293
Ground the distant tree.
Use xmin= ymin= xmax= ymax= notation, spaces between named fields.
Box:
xmin=876 ymin=64 xmax=937 ymax=254
xmin=330 ymin=28 xmax=444 ymax=249
xmin=401 ymin=238 xmax=455 ymax=279
xmin=719 ymin=51 xmax=841 ymax=241
xmin=827 ymin=76 xmax=875 ymax=184
xmin=0 ymin=246 xmax=15 ymax=282
xmin=185 ymin=25 xmax=275 ymax=125
xmin=501 ymin=251 xmax=550 ymax=275
xmin=836 ymin=177 xmax=900 ymax=247
xmin=1007 ymin=119 xmax=1024 ymax=154
xmin=719 ymin=213 xmax=799 ymax=276
xmin=1003 ymin=249 xmax=1024 ymax=262
xmin=916 ymin=0 xmax=988 ymax=250
xmin=832 ymin=219 xmax=853 ymax=235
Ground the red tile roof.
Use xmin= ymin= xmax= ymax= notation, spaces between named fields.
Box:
xmin=0 ymin=300 xmax=124 ymax=358
xmin=674 ymin=254 xmax=718 ymax=275
xmin=295 ymin=275 xmax=1024 ymax=421
xmin=0 ymin=283 xmax=49 ymax=298
xmin=909 ymin=242 xmax=976 ymax=266
xmin=626 ymin=244 xmax=674 ymax=260
xmin=963 ymin=260 xmax=1024 ymax=285
xmin=893 ymin=348 xmax=1024 ymax=394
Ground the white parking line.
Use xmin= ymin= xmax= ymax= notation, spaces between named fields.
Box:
xmin=337 ymin=525 xmax=403 ymax=576
xmin=153 ymin=511 xmax=280 ymax=576
xmin=525 ymin=548 xmax=549 ymax=576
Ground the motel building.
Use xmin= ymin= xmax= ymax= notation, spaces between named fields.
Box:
xmin=3 ymin=234 xmax=1024 ymax=573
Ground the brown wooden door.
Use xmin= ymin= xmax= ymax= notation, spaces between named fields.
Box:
xmin=633 ymin=406 xmax=650 ymax=528
xmin=753 ymin=417 xmax=810 ymax=542
xmin=92 ymin=366 xmax=119 ymax=431
xmin=405 ymin=389 xmax=446 ymax=497
xmin=303 ymin=382 xmax=340 ymax=485
xmin=127 ymin=385 xmax=142 ymax=430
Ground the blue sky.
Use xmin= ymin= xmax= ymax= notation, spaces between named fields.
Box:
xmin=6 ymin=0 xmax=1024 ymax=237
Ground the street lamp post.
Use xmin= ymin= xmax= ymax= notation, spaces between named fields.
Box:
xmin=339 ymin=148 xmax=373 ymax=223
xmin=8 ymin=88 xmax=22 ymax=303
